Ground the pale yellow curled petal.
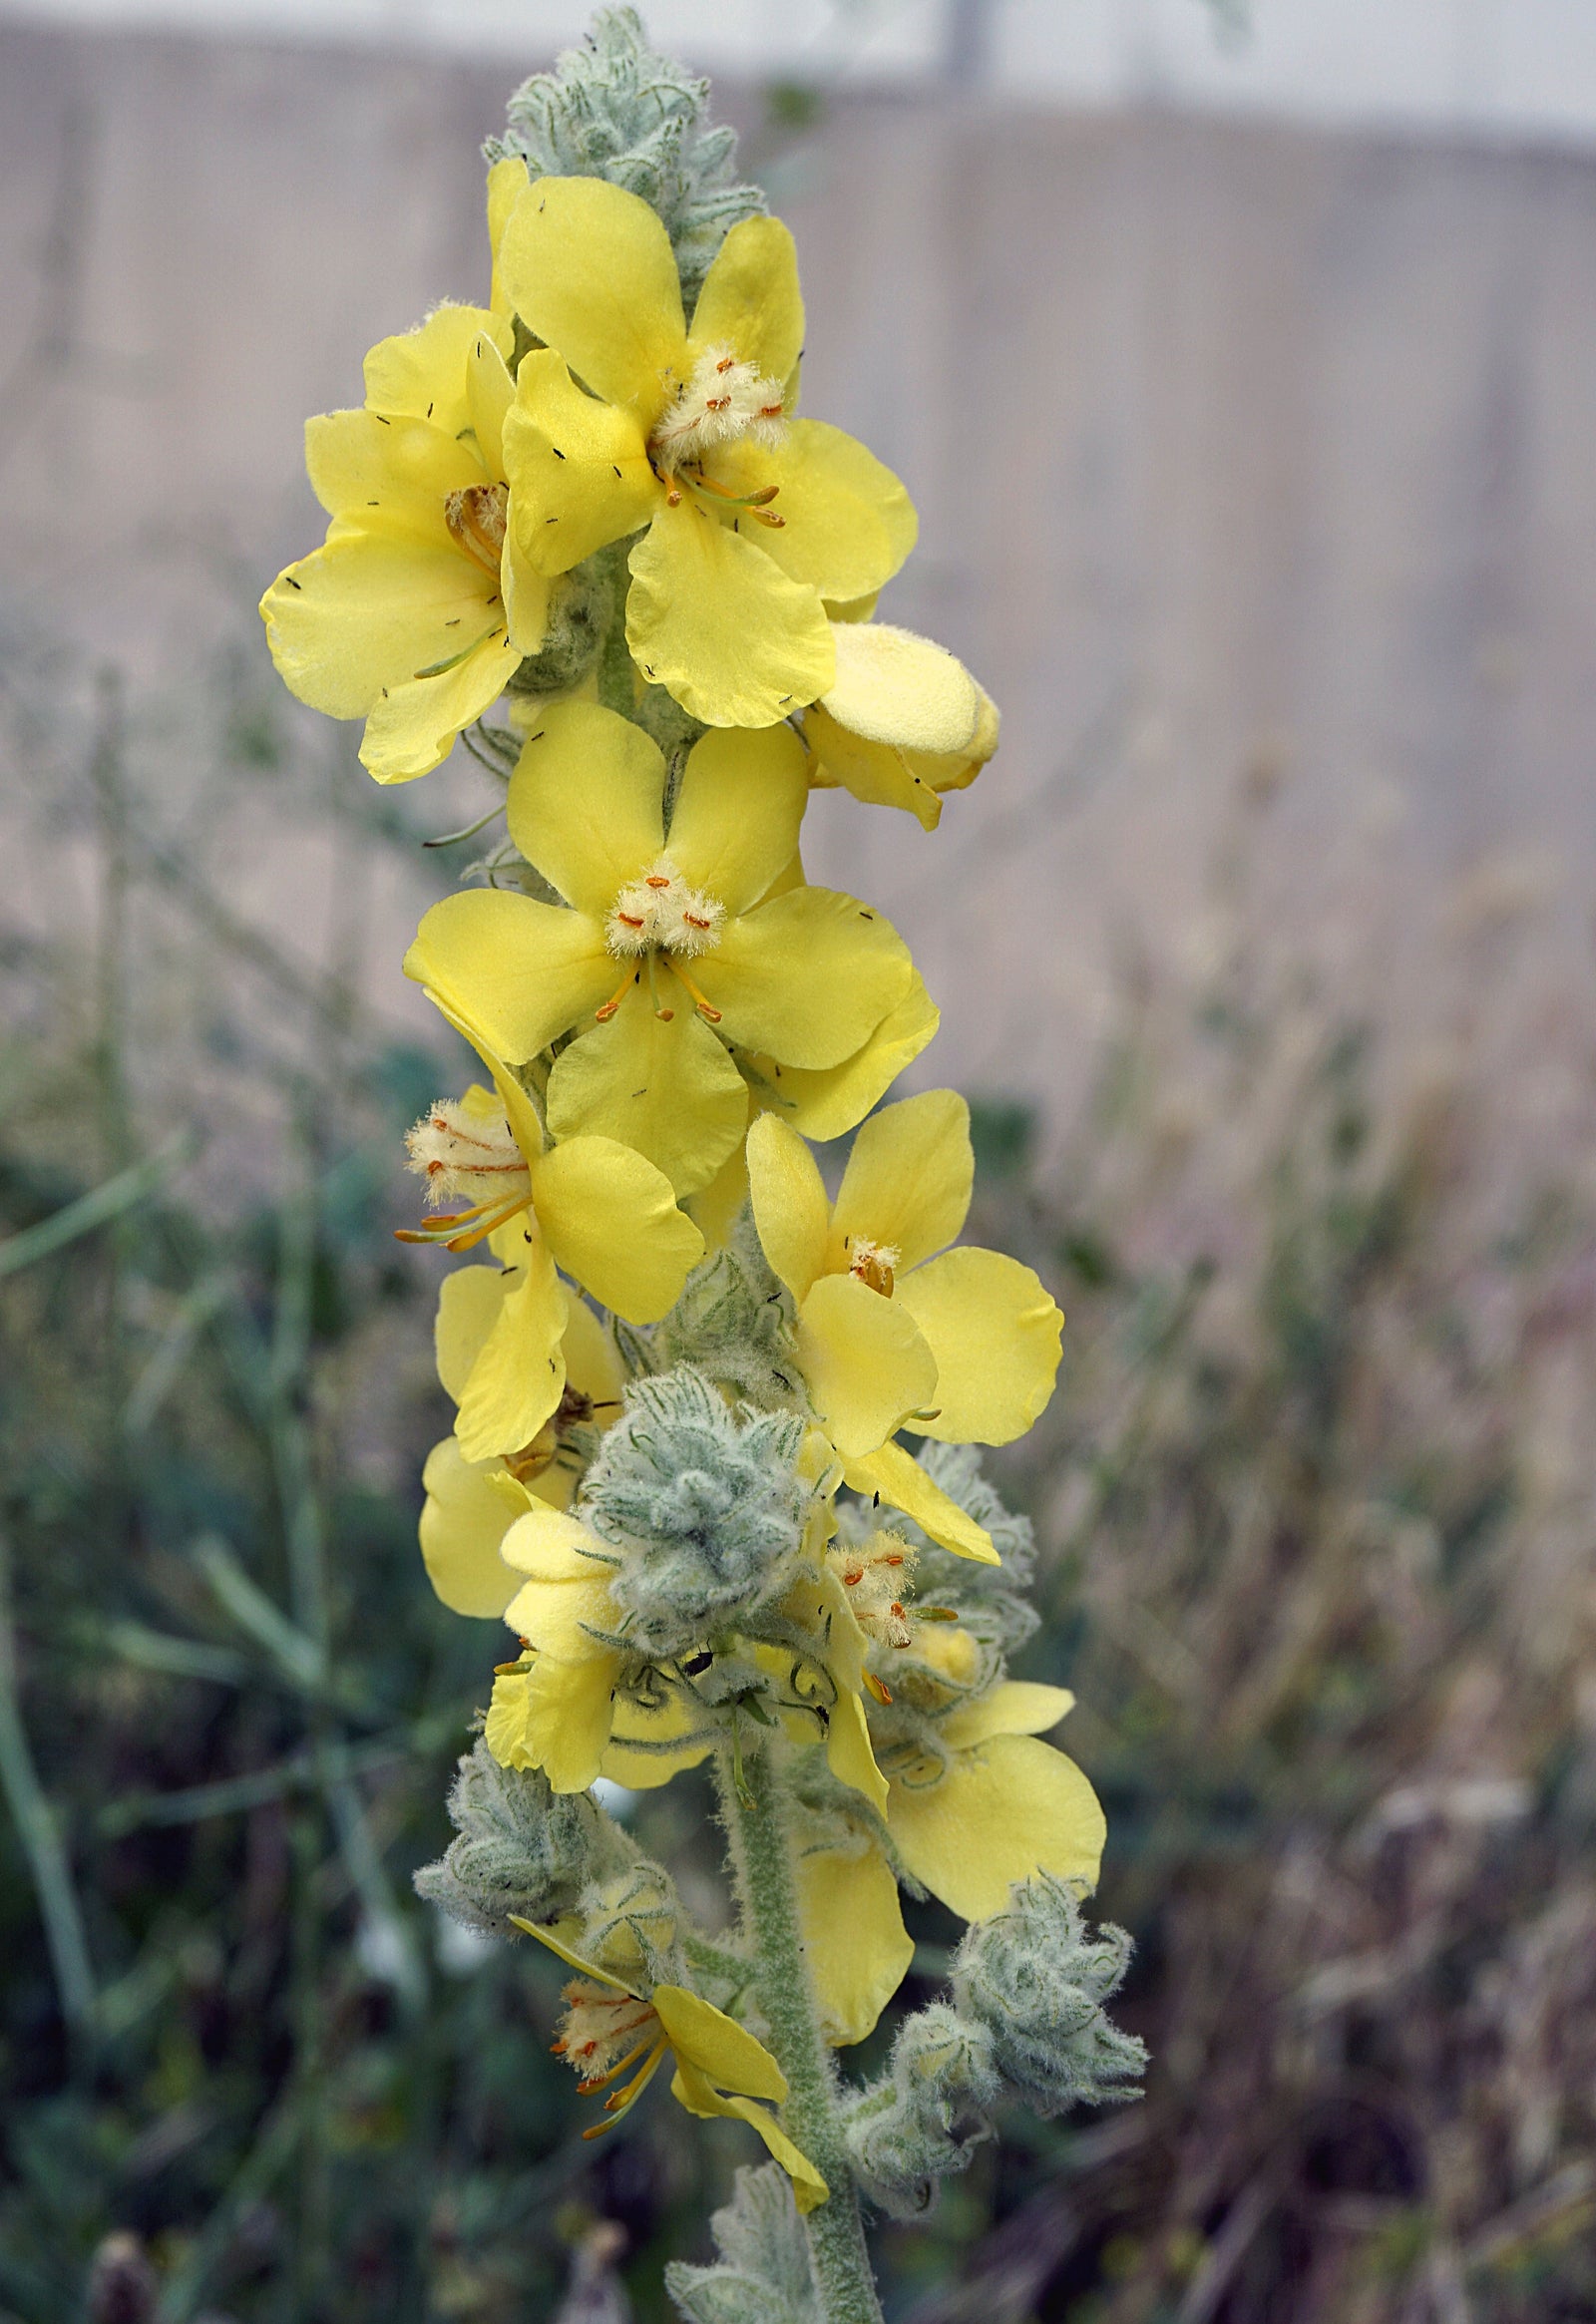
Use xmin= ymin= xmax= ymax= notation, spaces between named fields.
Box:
xmin=748 ymin=974 xmax=940 ymax=1143
xmin=261 ymin=525 xmax=501 ymax=721
xmin=506 ymin=698 xmax=664 ymax=916
xmin=798 ymin=1273 xmax=939 ymax=1461
xmin=940 ymin=1682 xmax=1076 ymax=1750
xmin=362 ymin=303 xmax=512 ymax=429
xmin=666 ymin=723 xmax=811 ymax=919
xmin=796 ymin=1837 xmax=913 ymax=2047
xmin=498 ymin=175 xmax=685 ymax=420
xmin=722 ymin=419 xmax=917 ymax=603
xmin=486 ymin=155 xmax=526 ymax=315
xmin=418 ymin=1435 xmax=524 ymax=1619
xmin=359 ymin=629 xmax=521 ymax=783
xmin=467 ymin=326 xmax=516 ymax=479
xmin=306 ymin=409 xmax=481 ymax=525
xmin=546 ymin=994 xmax=749 ymax=1199
xmin=512 ymin=1914 xmax=636 ymax=1992
xmin=826 ymin=1688 xmax=890 ymax=1817
xmin=502 ymin=522 xmax=554 ymax=656
xmin=626 ymin=499 xmax=836 ymax=728
xmin=831 ymin=1089 xmax=973 ymax=1277
xmin=840 ymin=1439 xmax=998 ymax=1566
xmin=453 ymin=1232 xmax=568 ymax=1464
xmin=530 ymin=1134 xmax=703 ymax=1322
xmin=804 ymin=622 xmax=998 ymax=830
xmin=484 ymin=1657 xmax=617 ymax=1793
xmin=434 ymin=1265 xmax=508 ymax=1405
xmin=652 ymin=1985 xmax=788 ymax=2104
xmin=504 ymin=349 xmax=659 ymax=577
xmin=745 ymin=1112 xmax=830 ymax=1302
xmin=601 ymin=1691 xmax=714 ymax=1789
xmin=888 ymin=1736 xmax=1106 ymax=1923
xmin=668 ymin=2064 xmax=830 ymax=2212
xmin=691 ymin=887 xmax=913 ymax=1071
xmin=896 ymin=1247 xmax=1064 ymax=1445
xmin=405 ymin=890 xmax=615 ymax=1065
xmin=689 ymin=215 xmax=805 ymax=381
xmin=499 ymin=1503 xmax=612 ymax=1589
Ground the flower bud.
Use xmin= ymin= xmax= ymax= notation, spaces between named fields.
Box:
xmin=843 ymin=2002 xmax=999 ymax=2219
xmin=952 ymin=1873 xmax=1146 ymax=2117
xmin=413 ymin=1740 xmax=625 ymax=1937
xmin=582 ymin=1367 xmax=806 ymax=1656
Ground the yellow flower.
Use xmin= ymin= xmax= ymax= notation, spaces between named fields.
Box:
xmin=400 ymin=1031 xmax=702 ymax=1463
xmin=483 ymin=1505 xmax=625 ymax=1792
xmin=259 ymin=295 xmax=551 ymax=783
xmin=515 ymin=1919 xmax=829 ymax=2210
xmin=496 ymin=176 xmax=916 ymax=726
xmin=880 ymin=1678 xmax=1105 ymax=1924
xmin=404 ymin=699 xmax=916 ymax=1197
xmin=793 ymin=1812 xmax=915 ymax=2049
xmin=803 ymin=622 xmax=998 ymax=830
xmin=419 ymin=1291 xmax=623 ymax=1618
xmin=746 ymin=1089 xmax=1063 ymax=1462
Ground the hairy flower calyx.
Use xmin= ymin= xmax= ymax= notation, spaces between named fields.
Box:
xmin=445 ymin=481 xmax=510 ymax=576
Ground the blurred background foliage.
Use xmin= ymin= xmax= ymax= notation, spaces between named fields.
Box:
xmin=3 ymin=616 xmax=1596 ymax=2324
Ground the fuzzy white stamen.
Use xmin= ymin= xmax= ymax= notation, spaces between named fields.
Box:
xmin=604 ymin=855 xmax=726 ymax=961
xmin=829 ymin=1531 xmax=918 ymax=1652
xmin=845 ymin=1236 xmax=901 ymax=1299
xmin=649 ymin=344 xmax=787 ymax=475
xmin=553 ymin=1981 xmax=661 ymax=2085
xmin=404 ymin=1096 xmax=529 ymax=1208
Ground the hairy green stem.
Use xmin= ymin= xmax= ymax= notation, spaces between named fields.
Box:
xmin=714 ymin=1741 xmax=884 ymax=2324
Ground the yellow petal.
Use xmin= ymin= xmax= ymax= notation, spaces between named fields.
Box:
xmin=498 ymin=1503 xmax=611 ymax=1588
xmin=502 ymin=528 xmax=554 ymax=658
xmin=840 ymin=1440 xmax=998 ymax=1566
xmin=546 ymin=990 xmax=749 ymax=1199
xmin=362 ymin=303 xmax=512 ymax=431
xmin=668 ymin=2066 xmax=830 ymax=2211
xmin=434 ymin=1264 xmax=507 ymax=1405
xmin=748 ymin=974 xmax=939 ymax=1143
xmin=798 ymin=1274 xmax=939 ymax=1461
xmin=486 ymin=156 xmax=526 ymax=315
xmin=796 ymin=1837 xmax=913 ymax=2047
xmin=484 ymin=1655 xmax=617 ymax=1793
xmin=261 ymin=523 xmax=502 ymax=721
xmin=626 ymin=500 xmax=836 ymax=728
xmin=666 ymin=723 xmax=811 ymax=918
xmin=530 ymin=1134 xmax=703 ymax=1322
xmin=453 ymin=1230 xmax=567 ymax=1463
xmin=506 ymin=698 xmax=664 ymax=916
xmin=503 ymin=349 xmax=659 ymax=577
xmin=888 ymin=1736 xmax=1106 ymax=1923
xmin=511 ymin=1913 xmax=638 ymax=1995
xmin=825 ymin=1687 xmax=890 ymax=1816
xmin=601 ymin=1692 xmax=714 ymax=1789
xmin=896 ymin=1248 xmax=1064 ymax=1445
xmin=418 ymin=1434 xmax=524 ymax=1618
xmin=498 ymin=175 xmax=685 ymax=420
xmin=691 ymin=887 xmax=913 ymax=1070
xmin=688 ymin=214 xmax=804 ymax=382
xmin=720 ymin=419 xmax=917 ymax=603
xmin=406 ymin=890 xmax=615 ymax=1064
xmin=467 ymin=326 xmax=516 ymax=479
xmin=830 ymin=1089 xmax=973 ymax=1278
xmin=804 ymin=622 xmax=998 ymax=830
xmin=685 ymin=1128 xmax=752 ymax=1254
xmin=940 ymin=1682 xmax=1076 ymax=1750
xmin=306 ymin=408 xmax=482 ymax=525
xmin=359 ymin=629 xmax=522 ymax=783
xmin=652 ymin=1986 xmax=788 ymax=2104
xmin=561 ymin=1294 xmax=625 ymax=1411
xmin=745 ymin=1113 xmax=830 ymax=1301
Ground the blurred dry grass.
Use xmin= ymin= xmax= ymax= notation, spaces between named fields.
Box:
xmin=2 ymin=632 xmax=1595 ymax=2324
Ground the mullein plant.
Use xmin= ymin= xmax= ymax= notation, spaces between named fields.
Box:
xmin=260 ymin=13 xmax=1143 ymax=2315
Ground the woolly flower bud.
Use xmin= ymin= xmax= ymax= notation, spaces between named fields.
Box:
xmin=952 ymin=1874 xmax=1147 ymax=2117
xmin=581 ymin=1367 xmax=806 ymax=1656
xmin=413 ymin=1740 xmax=623 ymax=1938
xmin=578 ymin=1859 xmax=685 ymax=1990
xmin=843 ymin=2002 xmax=999 ymax=2219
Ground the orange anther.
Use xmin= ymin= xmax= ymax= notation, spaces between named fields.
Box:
xmin=716 ymin=356 xmax=735 ymax=372
xmin=645 ymin=875 xmax=671 ymax=889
